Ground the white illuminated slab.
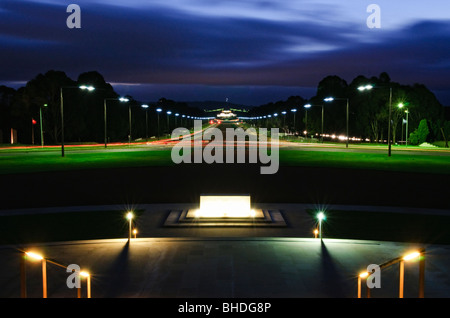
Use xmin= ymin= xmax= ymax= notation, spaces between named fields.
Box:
xmin=186 ymin=195 xmax=264 ymax=218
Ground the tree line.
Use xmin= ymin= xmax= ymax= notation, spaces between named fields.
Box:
xmin=0 ymin=70 xmax=203 ymax=145
xmin=0 ymin=70 xmax=449 ymax=146
xmin=248 ymin=72 xmax=450 ymax=146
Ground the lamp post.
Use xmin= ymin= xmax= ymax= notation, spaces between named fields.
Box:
xmin=104 ymin=97 xmax=129 ymax=148
xmin=405 ymin=110 xmax=409 ymax=147
xmin=141 ymin=104 xmax=149 ymax=141
xmin=358 ymin=272 xmax=370 ymax=298
xmin=304 ymin=103 xmax=325 ymax=143
xmin=60 ymin=85 xmax=95 ymax=157
xmin=324 ymin=97 xmax=349 ymax=148
xmin=291 ymin=108 xmax=297 ymax=135
xmin=126 ymin=211 xmax=134 ymax=242
xmin=80 ymin=271 xmax=91 ymax=298
xmin=166 ymin=111 xmax=172 ymax=132
xmin=128 ymin=103 xmax=132 ymax=145
xmin=25 ymin=252 xmax=47 ymax=298
xmin=303 ymin=106 xmax=308 ymax=138
xmin=156 ymin=108 xmax=162 ymax=138
xmin=39 ymin=104 xmax=47 ymax=147
xmin=358 ymin=84 xmax=394 ymax=156
xmin=399 ymin=250 xmax=422 ymax=298
xmin=317 ymin=212 xmax=325 ymax=240
xmin=398 ymin=103 xmax=409 ymax=147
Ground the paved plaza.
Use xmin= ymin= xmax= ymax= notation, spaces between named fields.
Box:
xmin=1 ymin=204 xmax=449 ymax=298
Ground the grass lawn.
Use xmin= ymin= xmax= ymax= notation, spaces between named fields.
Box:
xmin=0 ymin=144 xmax=449 ymax=175
xmin=0 ymin=210 xmax=144 ymax=245
xmin=279 ymin=149 xmax=450 ymax=174
xmin=0 ymin=149 xmax=175 ymax=174
xmin=306 ymin=209 xmax=450 ymax=245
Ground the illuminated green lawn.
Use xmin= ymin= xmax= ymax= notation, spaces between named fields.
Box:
xmin=0 ymin=149 xmax=175 ymax=174
xmin=0 ymin=146 xmax=449 ymax=174
xmin=279 ymin=149 xmax=450 ymax=174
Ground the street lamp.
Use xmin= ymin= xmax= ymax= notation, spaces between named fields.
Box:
xmin=303 ymin=104 xmax=310 ymax=139
xmin=166 ymin=111 xmax=172 ymax=132
xmin=291 ymin=108 xmax=297 ymax=136
xmin=317 ymin=212 xmax=325 ymax=240
xmin=398 ymin=103 xmax=409 ymax=147
xmin=405 ymin=109 xmax=409 ymax=147
xmin=124 ymin=99 xmax=132 ymax=145
xmin=304 ymin=103 xmax=325 ymax=143
xmin=141 ymin=104 xmax=149 ymax=141
xmin=60 ymin=85 xmax=95 ymax=157
xmin=80 ymin=271 xmax=91 ymax=298
xmin=324 ymin=96 xmax=349 ymax=148
xmin=358 ymin=84 xmax=393 ymax=156
xmin=358 ymin=271 xmax=369 ymax=298
xmin=104 ymin=97 xmax=129 ymax=148
xmin=156 ymin=108 xmax=162 ymax=138
xmin=25 ymin=251 xmax=47 ymax=298
xmin=39 ymin=104 xmax=48 ymax=147
xmin=399 ymin=250 xmax=422 ymax=298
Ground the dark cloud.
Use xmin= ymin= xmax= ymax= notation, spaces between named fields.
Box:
xmin=0 ymin=0 xmax=449 ymax=105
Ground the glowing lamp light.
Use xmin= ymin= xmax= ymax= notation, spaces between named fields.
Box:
xmin=403 ymin=251 xmax=421 ymax=261
xmin=25 ymin=251 xmax=44 ymax=261
xmin=126 ymin=212 xmax=133 ymax=220
xmin=314 ymin=229 xmax=319 ymax=238
xmin=359 ymin=272 xmax=369 ymax=278
xmin=79 ymin=85 xmax=95 ymax=91
xmin=357 ymin=84 xmax=373 ymax=91
xmin=80 ymin=271 xmax=90 ymax=278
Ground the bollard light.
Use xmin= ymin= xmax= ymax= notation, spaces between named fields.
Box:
xmin=314 ymin=229 xmax=319 ymax=239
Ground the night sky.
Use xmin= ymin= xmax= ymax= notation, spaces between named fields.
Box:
xmin=1 ymin=0 xmax=449 ymax=106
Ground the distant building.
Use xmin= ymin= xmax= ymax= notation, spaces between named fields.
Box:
xmin=217 ymin=110 xmax=236 ymax=119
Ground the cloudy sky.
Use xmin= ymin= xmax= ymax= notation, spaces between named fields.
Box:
xmin=1 ymin=0 xmax=449 ymax=105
